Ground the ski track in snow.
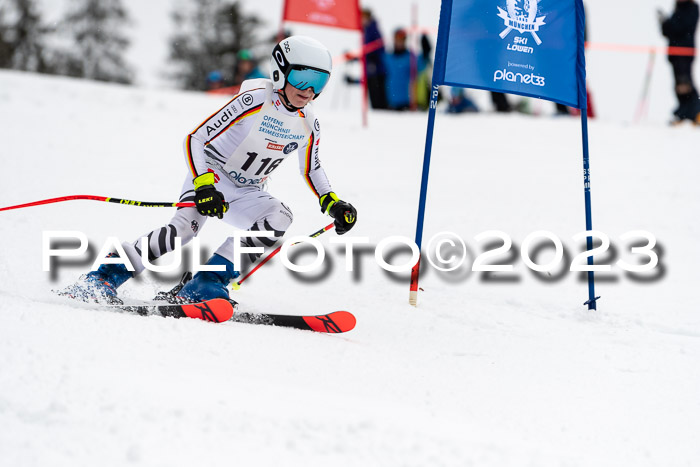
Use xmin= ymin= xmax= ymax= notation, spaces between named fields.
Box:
xmin=1 ymin=70 xmax=699 ymax=466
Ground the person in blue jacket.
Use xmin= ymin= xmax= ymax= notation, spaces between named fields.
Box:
xmin=384 ymin=28 xmax=424 ymax=111
xmin=233 ymin=49 xmax=266 ymax=85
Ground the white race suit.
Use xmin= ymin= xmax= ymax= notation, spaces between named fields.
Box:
xmin=121 ymin=79 xmax=333 ymax=274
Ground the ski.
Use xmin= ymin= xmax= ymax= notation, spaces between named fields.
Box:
xmin=231 ymin=309 xmax=356 ymax=333
xmin=111 ymin=298 xmax=235 ymax=323
xmin=55 ymin=273 xmax=356 ymax=333
xmin=104 ymin=298 xmax=356 ymax=333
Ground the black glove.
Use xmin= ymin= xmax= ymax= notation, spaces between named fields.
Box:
xmin=320 ymin=192 xmax=357 ymax=235
xmin=330 ymin=201 xmax=357 ymax=235
xmin=193 ymin=173 xmax=228 ymax=219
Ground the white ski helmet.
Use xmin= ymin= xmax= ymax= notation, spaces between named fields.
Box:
xmin=270 ymin=36 xmax=333 ymax=98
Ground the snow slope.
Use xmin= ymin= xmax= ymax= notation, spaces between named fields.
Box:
xmin=1 ymin=70 xmax=699 ymax=466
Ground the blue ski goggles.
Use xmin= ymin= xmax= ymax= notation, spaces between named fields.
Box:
xmin=286 ymin=66 xmax=330 ymax=95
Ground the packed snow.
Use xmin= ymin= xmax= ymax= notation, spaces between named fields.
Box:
xmin=1 ymin=64 xmax=699 ymax=466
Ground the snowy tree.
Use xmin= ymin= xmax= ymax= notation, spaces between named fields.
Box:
xmin=59 ymin=0 xmax=133 ymax=84
xmin=168 ymin=0 xmax=263 ymax=90
xmin=0 ymin=8 xmax=12 ymax=68
xmin=0 ymin=0 xmax=55 ymax=73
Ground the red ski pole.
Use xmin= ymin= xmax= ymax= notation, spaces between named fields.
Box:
xmin=232 ymin=222 xmax=335 ymax=290
xmin=0 ymin=195 xmax=195 ymax=212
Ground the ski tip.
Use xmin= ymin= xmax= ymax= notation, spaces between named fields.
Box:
xmin=302 ymin=311 xmax=356 ymax=333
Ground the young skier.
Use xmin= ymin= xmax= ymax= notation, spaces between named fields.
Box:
xmin=64 ymin=36 xmax=357 ymax=303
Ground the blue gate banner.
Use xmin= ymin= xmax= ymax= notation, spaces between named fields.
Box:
xmin=433 ymin=0 xmax=586 ymax=108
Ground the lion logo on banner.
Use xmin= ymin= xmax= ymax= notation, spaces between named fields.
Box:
xmin=508 ymin=0 xmax=538 ymax=23
xmin=497 ymin=0 xmax=547 ymax=45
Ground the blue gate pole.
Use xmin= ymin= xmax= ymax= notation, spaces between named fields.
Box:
xmin=576 ymin=0 xmax=599 ymax=310
xmin=580 ymin=110 xmax=599 ymax=310
xmin=409 ymin=84 xmax=440 ymax=306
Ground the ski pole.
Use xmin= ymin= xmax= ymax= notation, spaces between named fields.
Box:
xmin=0 ymin=195 xmax=195 ymax=212
xmin=232 ymin=222 xmax=335 ymax=290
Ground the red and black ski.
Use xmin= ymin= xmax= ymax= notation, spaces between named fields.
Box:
xmin=111 ymin=298 xmax=356 ymax=333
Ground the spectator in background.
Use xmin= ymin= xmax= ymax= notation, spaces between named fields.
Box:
xmin=206 ymin=70 xmax=225 ymax=90
xmin=384 ymin=28 xmax=424 ymax=110
xmin=659 ymin=0 xmax=700 ymax=125
xmin=233 ymin=49 xmax=265 ymax=85
xmin=415 ymin=34 xmax=435 ymax=110
xmin=447 ymin=87 xmax=478 ymax=114
xmin=361 ymin=9 xmax=388 ymax=109
xmin=490 ymin=92 xmax=512 ymax=112
xmin=554 ymin=101 xmax=571 ymax=116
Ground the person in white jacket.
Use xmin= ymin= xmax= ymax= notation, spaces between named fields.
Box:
xmin=67 ymin=36 xmax=357 ymax=304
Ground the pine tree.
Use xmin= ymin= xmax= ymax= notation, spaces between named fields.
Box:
xmin=168 ymin=0 xmax=263 ymax=90
xmin=59 ymin=0 xmax=133 ymax=84
xmin=0 ymin=7 xmax=13 ymax=68
xmin=0 ymin=0 xmax=55 ymax=73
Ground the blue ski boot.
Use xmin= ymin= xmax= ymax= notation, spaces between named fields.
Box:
xmin=61 ymin=253 xmax=133 ymax=304
xmin=176 ymin=254 xmax=239 ymax=303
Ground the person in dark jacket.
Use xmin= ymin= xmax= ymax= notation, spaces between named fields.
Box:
xmin=361 ymin=9 xmax=388 ymax=110
xmin=659 ymin=0 xmax=700 ymax=124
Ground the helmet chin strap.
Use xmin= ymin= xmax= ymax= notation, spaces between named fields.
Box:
xmin=276 ymin=89 xmax=303 ymax=112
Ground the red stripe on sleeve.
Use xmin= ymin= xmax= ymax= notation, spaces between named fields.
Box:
xmin=303 ymin=132 xmax=320 ymax=197
xmin=185 ymin=135 xmax=198 ymax=178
